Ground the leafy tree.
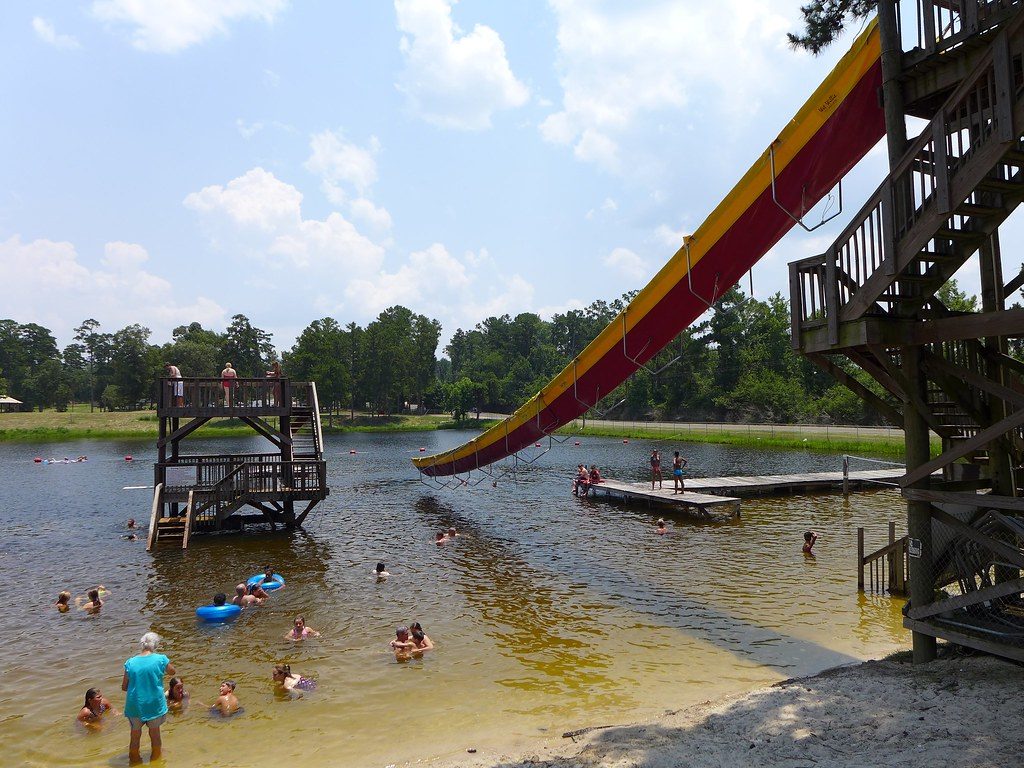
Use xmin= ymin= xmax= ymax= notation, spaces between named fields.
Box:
xmin=788 ymin=0 xmax=877 ymax=54
xmin=221 ymin=314 xmax=275 ymax=377
xmin=936 ymin=278 xmax=979 ymax=313
xmin=285 ymin=318 xmax=351 ymax=410
xmin=108 ymin=324 xmax=154 ymax=407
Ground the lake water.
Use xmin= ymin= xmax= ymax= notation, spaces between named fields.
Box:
xmin=0 ymin=431 xmax=908 ymax=767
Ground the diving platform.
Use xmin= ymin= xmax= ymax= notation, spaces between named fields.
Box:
xmin=147 ymin=376 xmax=329 ymax=550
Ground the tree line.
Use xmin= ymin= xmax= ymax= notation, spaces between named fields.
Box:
xmin=7 ymin=280 xmax=977 ymax=424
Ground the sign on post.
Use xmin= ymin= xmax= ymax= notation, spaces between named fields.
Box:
xmin=908 ymin=537 xmax=922 ymax=559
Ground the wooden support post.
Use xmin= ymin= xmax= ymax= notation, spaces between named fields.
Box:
xmin=843 ymin=455 xmax=850 ymax=498
xmin=857 ymin=526 xmax=865 ymax=591
xmin=887 ymin=521 xmax=896 ymax=592
xmin=903 ymin=346 xmax=938 ymax=663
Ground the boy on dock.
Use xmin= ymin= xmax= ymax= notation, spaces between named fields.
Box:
xmin=650 ymin=450 xmax=662 ymax=489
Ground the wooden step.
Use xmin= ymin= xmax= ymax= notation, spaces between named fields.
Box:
xmin=935 ymin=226 xmax=978 ymax=242
xmin=956 ymin=202 xmax=1004 ymax=217
xmin=977 ymin=177 xmax=1024 ymax=193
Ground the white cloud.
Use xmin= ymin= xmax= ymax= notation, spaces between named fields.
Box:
xmin=349 ymin=198 xmax=393 ymax=231
xmin=184 ymin=167 xmax=302 ymax=232
xmin=91 ymin=0 xmax=287 ymax=53
xmin=395 ymin=0 xmax=529 ymax=130
xmin=236 ymin=119 xmax=264 ymax=139
xmin=32 ymin=17 xmax=80 ymax=49
xmin=304 ymin=130 xmax=380 ymax=194
xmin=654 ymin=223 xmax=688 ymax=248
xmin=603 ymin=246 xmax=647 ymax=281
xmin=542 ymin=0 xmax=795 ymax=175
xmin=185 ymin=168 xmax=385 ymax=274
xmin=0 ymin=235 xmax=225 ymax=340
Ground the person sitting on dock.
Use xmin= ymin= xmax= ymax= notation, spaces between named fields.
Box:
xmin=233 ymin=584 xmax=260 ymax=608
xmin=650 ymin=450 xmax=662 ymax=490
xmin=656 ymin=518 xmax=667 ymax=535
xmin=803 ymin=530 xmax=819 ymax=555
xmin=573 ymin=465 xmax=590 ymax=496
xmin=589 ymin=465 xmax=603 ymax=485
xmin=671 ymin=452 xmax=687 ymax=494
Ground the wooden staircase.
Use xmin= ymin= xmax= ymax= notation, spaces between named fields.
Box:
xmin=290 ymin=381 xmax=323 ymax=460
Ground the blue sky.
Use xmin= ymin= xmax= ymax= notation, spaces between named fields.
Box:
xmin=2 ymin=1 xmax=998 ymax=354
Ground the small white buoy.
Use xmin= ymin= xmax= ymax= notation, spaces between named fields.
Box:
xmin=349 ymin=449 xmax=357 ymax=454
xmin=419 ymin=447 xmax=426 ymax=452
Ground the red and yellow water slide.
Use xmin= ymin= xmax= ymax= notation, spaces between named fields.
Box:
xmin=414 ymin=20 xmax=885 ymax=478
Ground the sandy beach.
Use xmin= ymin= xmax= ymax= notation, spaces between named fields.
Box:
xmin=442 ymin=650 xmax=1023 ymax=768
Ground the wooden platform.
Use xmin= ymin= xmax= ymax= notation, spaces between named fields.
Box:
xmin=586 ymin=468 xmax=905 ymax=521
xmin=587 ymin=480 xmax=741 ymax=521
xmin=683 ymin=468 xmax=905 ymax=497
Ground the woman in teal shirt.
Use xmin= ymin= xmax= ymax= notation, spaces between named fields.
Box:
xmin=122 ymin=632 xmax=175 ymax=764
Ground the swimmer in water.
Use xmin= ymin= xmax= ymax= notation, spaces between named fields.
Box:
xmin=210 ymin=681 xmax=239 ymax=716
xmin=374 ymin=562 xmax=390 ymax=580
xmin=435 ymin=532 xmax=446 ymax=545
xmin=390 ymin=626 xmax=416 ymax=654
xmin=272 ymin=664 xmax=317 ymax=692
xmin=77 ymin=687 xmax=117 ymax=725
xmin=410 ymin=628 xmax=434 ymax=651
xmin=284 ymin=615 xmax=321 ymax=641
xmin=656 ymin=518 xmax=667 ymax=535
xmin=259 ymin=566 xmax=283 ymax=591
xmin=447 ymin=526 xmax=459 ymax=539
xmin=248 ymin=582 xmax=269 ymax=601
xmin=165 ymin=677 xmax=190 ymax=711
xmin=232 ymin=583 xmax=259 ymax=608
xmin=803 ymin=530 xmax=819 ymax=555
xmin=127 ymin=518 xmax=137 ymax=529
xmin=77 ymin=588 xmax=103 ymax=614
xmin=55 ymin=591 xmax=71 ymax=613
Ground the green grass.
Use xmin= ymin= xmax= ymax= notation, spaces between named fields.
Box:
xmin=563 ymin=423 xmax=941 ymax=458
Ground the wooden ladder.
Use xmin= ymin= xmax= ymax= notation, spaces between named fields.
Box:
xmin=146 ymin=486 xmax=195 ymax=550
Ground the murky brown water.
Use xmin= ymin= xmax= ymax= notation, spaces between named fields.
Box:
xmin=0 ymin=432 xmax=907 ymax=767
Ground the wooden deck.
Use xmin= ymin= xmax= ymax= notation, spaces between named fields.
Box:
xmin=586 ymin=468 xmax=905 ymax=521
xmin=587 ymin=480 xmax=741 ymax=521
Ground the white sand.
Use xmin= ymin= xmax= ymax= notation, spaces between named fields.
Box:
xmin=437 ymin=652 xmax=1023 ymax=768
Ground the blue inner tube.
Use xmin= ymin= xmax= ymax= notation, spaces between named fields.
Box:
xmin=246 ymin=573 xmax=285 ymax=591
xmin=196 ymin=604 xmax=241 ymax=623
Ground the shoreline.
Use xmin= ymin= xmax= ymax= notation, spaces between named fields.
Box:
xmin=0 ymin=410 xmax=915 ymax=456
xmin=432 ymin=650 xmax=1021 ymax=768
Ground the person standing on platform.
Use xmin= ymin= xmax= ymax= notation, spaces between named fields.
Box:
xmin=122 ymin=631 xmax=174 ymax=764
xmin=164 ymin=363 xmax=183 ymax=407
xmin=650 ymin=450 xmax=662 ymax=490
xmin=220 ymin=362 xmax=237 ymax=406
xmin=672 ymin=451 xmax=688 ymax=494
xmin=266 ymin=360 xmax=282 ymax=406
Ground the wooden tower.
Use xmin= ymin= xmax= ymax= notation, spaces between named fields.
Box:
xmin=790 ymin=0 xmax=1024 ymax=662
xmin=146 ymin=375 xmax=329 ymax=549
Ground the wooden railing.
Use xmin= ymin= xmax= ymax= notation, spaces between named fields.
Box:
xmin=858 ymin=522 xmax=909 ymax=594
xmin=160 ymin=457 xmax=327 ymax=495
xmin=905 ymin=0 xmax=1022 ymax=63
xmin=791 ymin=9 xmax=1024 ymax=341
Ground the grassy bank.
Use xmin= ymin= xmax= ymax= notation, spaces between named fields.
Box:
xmin=0 ymin=407 xmax=468 ymax=442
xmin=564 ymin=423 xmax=940 ymax=458
xmin=1 ymin=407 xmax=936 ymax=457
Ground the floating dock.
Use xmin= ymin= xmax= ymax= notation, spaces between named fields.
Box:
xmin=587 ymin=468 xmax=905 ymax=521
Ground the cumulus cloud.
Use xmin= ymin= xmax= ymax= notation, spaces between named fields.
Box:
xmin=0 ymin=235 xmax=225 ymax=341
xmin=304 ymin=130 xmax=380 ymax=194
xmin=603 ymin=247 xmax=647 ymax=281
xmin=541 ymin=0 xmax=795 ymax=175
xmin=395 ymin=0 xmax=529 ymax=129
xmin=91 ymin=0 xmax=287 ymax=53
xmin=184 ymin=167 xmax=385 ymax=274
xmin=32 ymin=17 xmax=80 ymax=49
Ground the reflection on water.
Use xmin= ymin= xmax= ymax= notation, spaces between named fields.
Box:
xmin=0 ymin=432 xmax=908 ymax=767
